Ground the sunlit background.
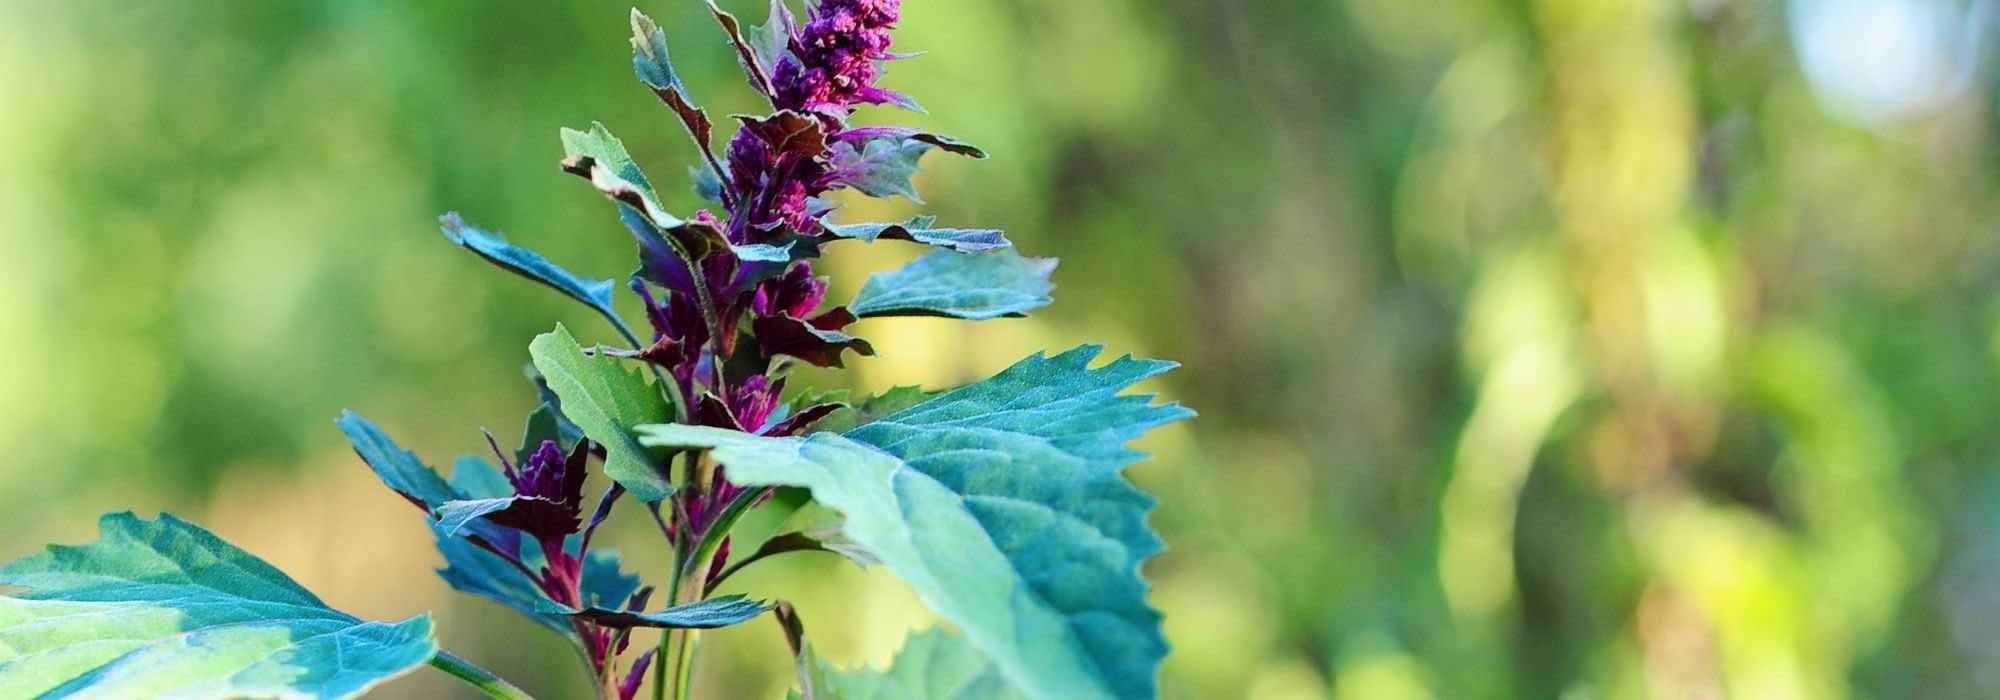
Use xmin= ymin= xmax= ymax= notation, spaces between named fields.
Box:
xmin=6 ymin=0 xmax=2000 ymax=697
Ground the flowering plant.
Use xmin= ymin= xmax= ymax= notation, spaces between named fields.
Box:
xmin=0 ymin=3 xmax=1187 ymax=699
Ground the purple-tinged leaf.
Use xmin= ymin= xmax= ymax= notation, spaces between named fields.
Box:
xmin=619 ymin=650 xmax=657 ymax=700
xmin=701 ymin=0 xmax=774 ymax=96
xmin=763 ymin=401 xmax=843 ymax=437
xmin=837 ymin=127 xmax=986 ymax=158
xmin=631 ymin=10 xmax=730 ymax=201
xmin=825 ymin=137 xmax=930 ymax=202
xmin=849 ymin=249 xmax=1056 ymax=320
xmin=735 ymin=111 xmax=828 ymax=159
xmin=753 ymin=308 xmax=875 ymax=368
xmin=537 ymin=594 xmax=771 ymax=629
xmin=822 ymin=215 xmax=1010 ymax=252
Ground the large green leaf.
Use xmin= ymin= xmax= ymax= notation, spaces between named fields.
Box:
xmin=849 ymin=249 xmax=1056 ymax=320
xmin=530 ymin=324 xmax=676 ymax=501
xmin=804 ymin=628 xmax=1023 ymax=700
xmin=638 ymin=345 xmax=1189 ymax=700
xmin=0 ymin=513 xmax=437 ymax=699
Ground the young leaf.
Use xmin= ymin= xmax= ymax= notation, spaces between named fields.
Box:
xmin=637 ymin=346 xmax=1191 ymax=700
xmin=804 ymin=628 xmax=1023 ymax=700
xmin=826 ymin=137 xmax=932 ymax=202
xmin=0 ymin=513 xmax=439 ymax=700
xmin=529 ymin=324 xmax=675 ymax=501
xmin=701 ymin=0 xmax=774 ymax=96
xmin=849 ymin=249 xmax=1056 ymax=320
xmin=560 ymin=121 xmax=688 ymax=230
xmin=822 ymin=215 xmax=1011 ymax=253
xmin=748 ymin=0 xmax=795 ymax=73
xmin=440 ymin=212 xmax=624 ymax=331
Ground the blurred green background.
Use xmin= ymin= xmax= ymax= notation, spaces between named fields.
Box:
xmin=6 ymin=0 xmax=2000 ymax=697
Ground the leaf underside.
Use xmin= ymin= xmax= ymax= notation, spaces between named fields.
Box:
xmin=0 ymin=513 xmax=437 ymax=700
xmin=849 ymin=249 xmax=1056 ymax=320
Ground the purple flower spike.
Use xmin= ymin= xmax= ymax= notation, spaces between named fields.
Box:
xmin=773 ymin=0 xmax=903 ymax=116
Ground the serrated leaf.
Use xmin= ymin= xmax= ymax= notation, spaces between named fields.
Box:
xmin=827 ymin=138 xmax=931 ymax=202
xmin=560 ymin=121 xmax=688 ymax=231
xmin=530 ymin=324 xmax=675 ymax=501
xmin=753 ymin=312 xmax=876 ymax=368
xmin=538 ymin=594 xmax=769 ymax=629
xmin=440 ymin=213 xmax=624 ymax=333
xmin=638 ymin=345 xmax=1191 ymax=700
xmin=0 ymin=513 xmax=438 ymax=700
xmin=850 ymin=249 xmax=1055 ymax=320
xmin=822 ymin=215 xmax=1010 ymax=253
xmin=804 ymin=628 xmax=1023 ymax=700
xmin=811 ymin=384 xmax=935 ymax=434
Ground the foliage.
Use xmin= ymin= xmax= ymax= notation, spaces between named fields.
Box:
xmin=0 ymin=2 xmax=1185 ymax=698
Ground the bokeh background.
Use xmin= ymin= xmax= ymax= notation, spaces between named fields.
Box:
xmin=5 ymin=0 xmax=2000 ymax=697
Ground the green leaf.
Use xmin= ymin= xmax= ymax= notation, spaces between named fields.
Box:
xmin=804 ymin=628 xmax=1023 ymax=700
xmin=0 ymin=513 xmax=438 ymax=699
xmin=529 ymin=324 xmax=675 ymax=501
xmin=850 ymin=249 xmax=1056 ymax=320
xmin=439 ymin=212 xmax=624 ymax=332
xmin=638 ymin=345 xmax=1191 ymax=700
xmin=811 ymin=384 xmax=935 ymax=434
xmin=560 ymin=121 xmax=688 ymax=230
xmin=519 ymin=402 xmax=572 ymax=465
xmin=827 ymin=138 xmax=931 ymax=202
xmin=749 ymin=0 xmax=795 ymax=73
xmin=822 ymin=215 xmax=1011 ymax=253
xmin=537 ymin=594 xmax=769 ymax=629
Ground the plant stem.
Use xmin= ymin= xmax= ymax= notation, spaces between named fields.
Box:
xmin=430 ymin=650 xmax=535 ymax=700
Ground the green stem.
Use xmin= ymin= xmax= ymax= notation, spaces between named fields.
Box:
xmin=430 ymin=650 xmax=535 ymax=700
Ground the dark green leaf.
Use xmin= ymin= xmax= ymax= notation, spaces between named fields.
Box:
xmin=0 ymin=513 xmax=438 ymax=699
xmin=849 ymin=249 xmax=1056 ymax=320
xmin=530 ymin=324 xmax=676 ymax=501
xmin=822 ymin=215 xmax=1011 ymax=253
xmin=638 ymin=345 xmax=1191 ymax=700
xmin=439 ymin=212 xmax=623 ymax=335
xmin=339 ymin=410 xmax=458 ymax=509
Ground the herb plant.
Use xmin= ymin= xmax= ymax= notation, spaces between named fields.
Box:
xmin=0 ymin=2 xmax=1189 ymax=698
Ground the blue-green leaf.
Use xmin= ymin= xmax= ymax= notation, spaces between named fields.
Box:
xmin=0 ymin=513 xmax=438 ymax=699
xmin=529 ymin=324 xmax=675 ymax=501
xmin=822 ymin=215 xmax=1011 ymax=253
xmin=850 ymin=249 xmax=1056 ymax=320
xmin=538 ymin=594 xmax=769 ymax=629
xmin=339 ymin=410 xmax=458 ymax=509
xmin=638 ymin=345 xmax=1190 ymax=700
xmin=440 ymin=212 xmax=622 ymax=330
xmin=804 ymin=628 xmax=1023 ymax=700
